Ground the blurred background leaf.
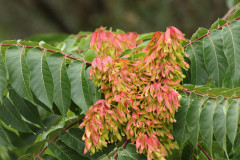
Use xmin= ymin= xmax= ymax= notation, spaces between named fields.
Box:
xmin=0 ymin=0 xmax=230 ymax=41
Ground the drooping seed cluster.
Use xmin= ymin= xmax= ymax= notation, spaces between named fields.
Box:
xmin=79 ymin=27 xmax=189 ymax=160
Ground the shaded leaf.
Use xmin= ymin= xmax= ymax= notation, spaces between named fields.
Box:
xmin=117 ymin=144 xmax=146 ymax=160
xmin=0 ymin=47 xmax=6 ymax=102
xmin=0 ymin=98 xmax=31 ymax=132
xmin=59 ymin=129 xmax=91 ymax=159
xmin=48 ymin=140 xmax=86 ymax=160
xmin=18 ymin=153 xmax=34 ymax=160
xmin=0 ymin=124 xmax=12 ymax=147
xmin=85 ymin=67 xmax=101 ymax=104
xmin=186 ymin=42 xmax=208 ymax=85
xmin=8 ymin=86 xmax=43 ymax=126
xmin=42 ymin=154 xmax=59 ymax=160
xmin=173 ymin=96 xmax=190 ymax=148
xmin=59 ymin=128 xmax=116 ymax=159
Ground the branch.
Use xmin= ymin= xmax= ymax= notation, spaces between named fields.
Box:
xmin=112 ymin=139 xmax=129 ymax=159
xmin=222 ymin=3 xmax=240 ymax=20
xmin=183 ymin=89 xmax=221 ymax=100
xmin=183 ymin=15 xmax=240 ymax=48
xmin=34 ymin=116 xmax=84 ymax=158
xmin=0 ymin=42 xmax=92 ymax=66
xmin=197 ymin=143 xmax=212 ymax=160
xmin=183 ymin=89 xmax=240 ymax=100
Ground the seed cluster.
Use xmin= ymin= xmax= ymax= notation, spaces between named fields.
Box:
xmin=79 ymin=27 xmax=189 ymax=160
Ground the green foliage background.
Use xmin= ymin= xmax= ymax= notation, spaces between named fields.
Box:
xmin=0 ymin=0 xmax=228 ymax=41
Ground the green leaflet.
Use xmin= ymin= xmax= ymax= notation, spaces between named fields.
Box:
xmin=59 ymin=128 xmax=116 ymax=159
xmin=173 ymin=96 xmax=190 ymax=148
xmin=222 ymin=20 xmax=240 ymax=88
xmin=136 ymin=32 xmax=154 ymax=42
xmin=186 ymin=98 xmax=202 ymax=147
xmin=27 ymin=48 xmax=54 ymax=109
xmin=120 ymin=49 xmax=134 ymax=58
xmin=183 ymin=85 xmax=240 ymax=98
xmin=41 ymin=154 xmax=58 ymax=160
xmin=190 ymin=27 xmax=208 ymax=41
xmin=8 ymin=86 xmax=43 ymax=127
xmin=176 ymin=90 xmax=240 ymax=158
xmin=67 ymin=61 xmax=93 ymax=114
xmin=48 ymin=140 xmax=86 ymax=160
xmin=213 ymin=99 xmax=228 ymax=156
xmin=185 ymin=20 xmax=240 ymax=88
xmin=62 ymin=35 xmax=78 ymax=53
xmin=226 ymin=99 xmax=240 ymax=145
xmin=78 ymin=35 xmax=91 ymax=50
xmin=59 ymin=128 xmax=91 ymax=159
xmin=210 ymin=19 xmax=227 ymax=31
xmin=132 ymin=52 xmax=146 ymax=59
xmin=203 ymin=29 xmax=228 ymax=87
xmin=117 ymin=144 xmax=146 ymax=160
xmin=0 ymin=98 xmax=31 ymax=132
xmin=199 ymin=100 xmax=216 ymax=156
xmin=18 ymin=153 xmax=34 ymax=160
xmin=85 ymin=67 xmax=101 ymax=104
xmin=0 ymin=40 xmax=17 ymax=58
xmin=26 ymin=140 xmax=47 ymax=155
xmin=0 ymin=47 xmax=7 ymax=102
xmin=5 ymin=45 xmax=33 ymax=103
xmin=0 ymin=124 xmax=12 ymax=147
xmin=47 ymin=53 xmax=71 ymax=117
xmin=84 ymin=49 xmax=98 ymax=62
xmin=185 ymin=42 xmax=208 ymax=85
xmin=135 ymin=40 xmax=150 ymax=49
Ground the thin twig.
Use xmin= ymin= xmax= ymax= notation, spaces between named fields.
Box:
xmin=76 ymin=50 xmax=85 ymax=53
xmin=183 ymin=89 xmax=220 ymax=100
xmin=222 ymin=3 xmax=240 ymax=20
xmin=183 ymin=89 xmax=240 ymax=100
xmin=34 ymin=117 xmax=84 ymax=158
xmin=112 ymin=140 xmax=129 ymax=159
xmin=197 ymin=143 xmax=212 ymax=160
xmin=75 ymin=35 xmax=88 ymax=39
xmin=0 ymin=42 xmax=92 ymax=65
xmin=183 ymin=15 xmax=240 ymax=48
